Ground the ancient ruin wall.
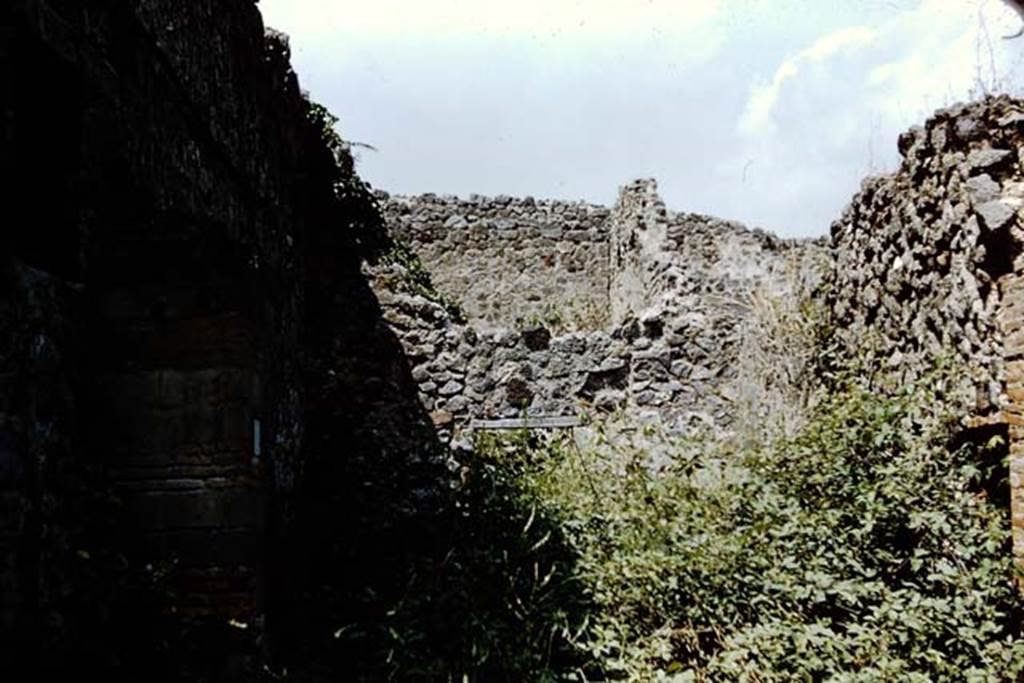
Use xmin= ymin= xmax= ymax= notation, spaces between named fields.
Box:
xmin=0 ymin=0 xmax=306 ymax=644
xmin=609 ymin=179 xmax=669 ymax=322
xmin=611 ymin=180 xmax=818 ymax=323
xmin=382 ymin=193 xmax=612 ymax=329
xmin=0 ymin=0 xmax=411 ymax=672
xmin=825 ymin=95 xmax=1024 ymax=558
xmin=375 ymin=181 xmax=826 ymax=442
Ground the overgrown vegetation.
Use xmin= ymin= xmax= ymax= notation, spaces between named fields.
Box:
xmin=300 ymin=96 xmax=1024 ymax=682
xmin=376 ymin=238 xmax=467 ymax=322
xmin=361 ymin=366 xmax=1024 ymax=680
xmin=732 ymin=256 xmax=829 ymax=443
xmin=301 ymin=94 xmax=396 ymax=261
xmin=520 ymin=298 xmax=610 ymax=335
xmin=305 ymin=100 xmax=359 ymax=178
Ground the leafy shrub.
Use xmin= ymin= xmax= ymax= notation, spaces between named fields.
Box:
xmin=313 ymin=426 xmax=589 ymax=681
xmin=377 ymin=238 xmax=466 ymax=322
xmin=731 ymin=264 xmax=828 ymax=444
xmin=465 ymin=369 xmax=1024 ymax=680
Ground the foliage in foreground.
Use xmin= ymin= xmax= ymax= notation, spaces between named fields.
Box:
xmin=445 ymin=372 xmax=1024 ymax=680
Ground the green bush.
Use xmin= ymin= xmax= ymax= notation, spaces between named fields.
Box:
xmin=377 ymin=238 xmax=466 ymax=322
xmin=464 ymin=370 xmax=1024 ymax=680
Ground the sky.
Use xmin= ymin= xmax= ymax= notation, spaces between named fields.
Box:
xmin=258 ymin=0 xmax=1024 ymax=237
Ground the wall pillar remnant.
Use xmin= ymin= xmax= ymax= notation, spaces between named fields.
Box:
xmin=999 ymin=270 xmax=1024 ymax=561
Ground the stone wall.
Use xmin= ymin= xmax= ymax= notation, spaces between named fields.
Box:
xmin=609 ymin=179 xmax=670 ymax=323
xmin=611 ymin=179 xmax=816 ymax=323
xmin=0 ymin=1 xmax=421 ymax=676
xmin=0 ymin=0 xmax=305 ymax=666
xmin=825 ymin=95 xmax=1024 ymax=559
xmin=0 ymin=259 xmax=76 ymax=646
xmin=382 ymin=193 xmax=612 ymax=330
xmin=373 ymin=180 xmax=826 ymax=444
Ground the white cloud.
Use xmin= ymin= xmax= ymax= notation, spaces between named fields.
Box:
xmin=718 ymin=0 xmax=1024 ymax=235
xmin=738 ymin=0 xmax=1024 ymax=139
xmin=739 ymin=26 xmax=878 ymax=136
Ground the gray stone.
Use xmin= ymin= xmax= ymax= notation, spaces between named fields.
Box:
xmin=634 ymin=390 xmax=657 ymax=406
xmin=998 ymin=112 xmax=1024 ymax=128
xmin=966 ymin=148 xmax=1012 ymax=173
xmin=409 ymin=344 xmax=436 ymax=358
xmin=445 ymin=396 xmax=471 ymax=413
xmin=965 ymin=174 xmax=1000 ymax=204
xmin=955 ymin=116 xmax=982 ymax=141
xmin=540 ymin=225 xmax=563 ymax=239
xmin=594 ymin=389 xmax=626 ymax=410
xmin=443 ymin=215 xmax=468 ymax=229
xmin=669 ymin=359 xmax=691 ymax=377
xmin=632 ymin=347 xmax=671 ymax=366
xmin=495 ymin=330 xmax=519 ymax=348
xmin=691 ymin=365 xmax=716 ymax=381
xmin=551 ymin=336 xmax=586 ymax=355
xmin=438 ymin=380 xmax=463 ymax=397
xmin=596 ymin=357 xmax=627 ymax=373
xmin=655 ymin=381 xmax=684 ymax=394
xmin=976 ymin=200 xmax=1016 ymax=231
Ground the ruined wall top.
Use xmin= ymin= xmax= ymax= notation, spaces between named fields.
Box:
xmin=380 ymin=191 xmax=613 ymax=232
xmin=380 ymin=180 xmax=818 ymax=332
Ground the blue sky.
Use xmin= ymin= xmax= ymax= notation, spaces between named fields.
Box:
xmin=259 ymin=0 xmax=1024 ymax=236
